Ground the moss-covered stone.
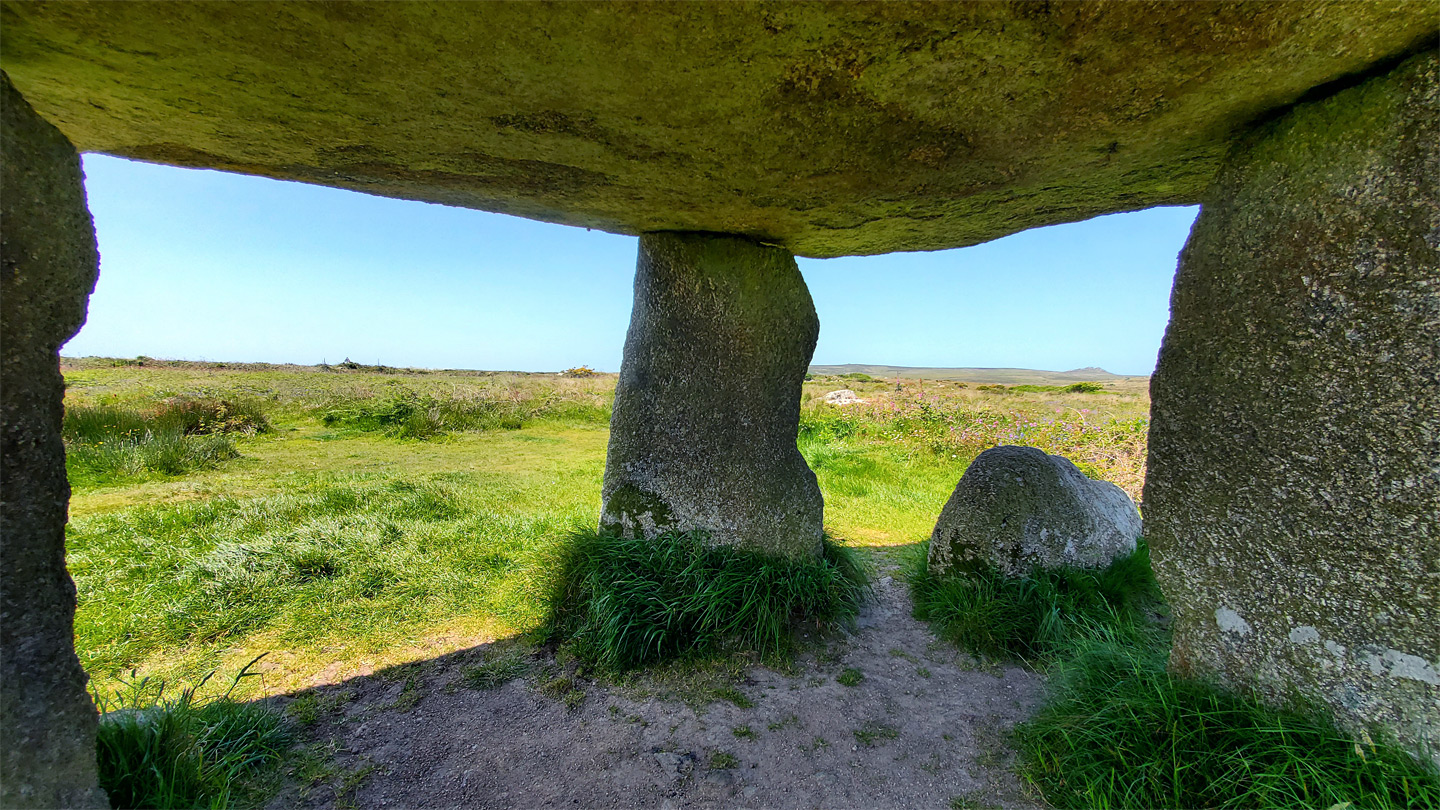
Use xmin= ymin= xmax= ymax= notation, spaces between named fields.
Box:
xmin=1145 ymin=50 xmax=1440 ymax=767
xmin=0 ymin=2 xmax=1432 ymax=257
xmin=0 ymin=71 xmax=108 ymax=808
xmin=601 ymin=232 xmax=823 ymax=559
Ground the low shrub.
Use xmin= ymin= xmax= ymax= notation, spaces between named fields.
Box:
xmin=63 ymin=399 xmax=268 ymax=484
xmin=318 ymin=391 xmax=609 ymax=439
xmin=540 ymin=530 xmax=868 ymax=671
xmin=906 ymin=538 xmax=1162 ymax=661
xmin=94 ymin=661 xmax=290 ymax=809
xmin=1016 ymin=633 xmax=1440 ymax=809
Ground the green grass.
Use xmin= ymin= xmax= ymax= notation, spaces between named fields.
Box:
xmin=67 ymin=467 xmax=603 ymax=690
xmin=318 ymin=390 xmax=609 ymax=439
xmin=93 ymin=662 xmax=290 ymax=809
xmin=538 ymin=530 xmax=868 ymax=671
xmin=63 ymin=398 xmax=269 ymax=486
xmin=836 ymin=668 xmax=864 ymax=686
xmin=906 ymin=539 xmax=1163 ymax=661
xmin=461 ymin=648 xmax=533 ymax=690
xmin=1016 ymin=632 xmax=1440 ymax=809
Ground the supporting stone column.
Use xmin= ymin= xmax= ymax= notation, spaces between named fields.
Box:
xmin=1 ymin=72 xmax=108 ymax=807
xmin=1146 ymin=51 xmax=1439 ymax=765
xmin=601 ymin=232 xmax=824 ymax=559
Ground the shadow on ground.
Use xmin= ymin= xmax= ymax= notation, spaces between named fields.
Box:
xmin=261 ymin=545 xmax=1046 ymax=810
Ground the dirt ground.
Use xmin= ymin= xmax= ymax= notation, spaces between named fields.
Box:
xmin=268 ymin=550 xmax=1047 ymax=809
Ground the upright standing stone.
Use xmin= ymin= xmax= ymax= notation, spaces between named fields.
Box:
xmin=1 ymin=72 xmax=108 ymax=807
xmin=1146 ymin=51 xmax=1439 ymax=765
xmin=602 ymin=232 xmax=823 ymax=559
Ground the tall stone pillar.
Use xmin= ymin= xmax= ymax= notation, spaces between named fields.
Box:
xmin=1146 ymin=51 xmax=1438 ymax=765
xmin=601 ymin=232 xmax=824 ymax=559
xmin=1 ymin=73 xmax=108 ymax=807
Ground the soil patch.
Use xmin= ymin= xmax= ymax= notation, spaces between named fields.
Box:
xmin=269 ymin=551 xmax=1045 ymax=809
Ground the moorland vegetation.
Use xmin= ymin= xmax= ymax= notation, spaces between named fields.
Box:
xmin=60 ymin=358 xmax=1435 ymax=808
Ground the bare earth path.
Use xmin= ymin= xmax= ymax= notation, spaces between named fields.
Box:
xmin=270 ymin=550 xmax=1046 ymax=809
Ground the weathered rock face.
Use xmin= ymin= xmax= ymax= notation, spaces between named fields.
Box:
xmin=822 ymin=389 xmax=865 ymax=406
xmin=601 ymin=232 xmax=823 ymax=559
xmin=0 ymin=2 xmax=1432 ymax=257
xmin=928 ymin=446 xmax=1141 ymax=578
xmin=1145 ymin=50 xmax=1439 ymax=765
xmin=0 ymin=72 xmax=108 ymax=808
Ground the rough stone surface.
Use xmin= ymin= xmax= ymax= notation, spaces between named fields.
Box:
xmin=601 ymin=233 xmax=823 ymax=559
xmin=0 ymin=71 xmax=108 ymax=808
xmin=1145 ymin=50 xmax=1439 ymax=766
xmin=0 ymin=2 xmax=1432 ymax=257
xmin=821 ymin=389 xmax=865 ymax=406
xmin=928 ymin=446 xmax=1141 ymax=579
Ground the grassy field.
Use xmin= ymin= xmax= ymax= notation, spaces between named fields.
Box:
xmin=62 ymin=357 xmax=1148 ymax=699
xmin=65 ymin=359 xmax=1440 ymax=808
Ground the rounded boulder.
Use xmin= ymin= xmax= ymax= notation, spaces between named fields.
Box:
xmin=928 ymin=445 xmax=1140 ymax=578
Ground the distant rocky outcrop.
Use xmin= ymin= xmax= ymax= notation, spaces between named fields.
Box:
xmin=822 ymin=389 xmax=865 ymax=406
xmin=928 ymin=446 xmax=1141 ymax=578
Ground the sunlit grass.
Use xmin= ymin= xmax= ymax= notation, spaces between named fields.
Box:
xmin=1016 ymin=631 xmax=1440 ymax=808
xmin=64 ymin=361 xmax=1150 ymax=697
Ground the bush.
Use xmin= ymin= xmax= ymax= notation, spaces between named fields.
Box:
xmin=1016 ymin=633 xmax=1440 ymax=809
xmin=319 ymin=391 xmax=610 ymax=439
xmin=94 ymin=662 xmax=290 ymax=809
xmin=906 ymin=539 xmax=1162 ymax=661
xmin=1062 ymin=381 xmax=1105 ymax=393
xmin=540 ymin=530 xmax=868 ymax=671
xmin=63 ymin=399 xmax=267 ymax=484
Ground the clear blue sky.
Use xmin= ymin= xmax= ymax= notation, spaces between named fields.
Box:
xmin=66 ymin=155 xmax=1198 ymax=376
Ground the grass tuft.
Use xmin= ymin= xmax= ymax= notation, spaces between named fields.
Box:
xmin=1016 ymin=632 xmax=1440 ymax=809
xmin=63 ymin=398 xmax=269 ymax=485
xmin=461 ymin=649 xmax=532 ymax=690
xmin=93 ymin=660 xmax=290 ymax=809
xmin=318 ymin=390 xmax=609 ymax=439
xmin=539 ymin=530 xmax=868 ymax=671
xmin=906 ymin=538 xmax=1162 ymax=661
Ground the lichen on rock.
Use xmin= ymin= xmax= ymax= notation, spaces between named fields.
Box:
xmin=1145 ymin=49 xmax=1440 ymax=767
xmin=927 ymin=445 xmax=1141 ymax=579
xmin=600 ymin=232 xmax=823 ymax=559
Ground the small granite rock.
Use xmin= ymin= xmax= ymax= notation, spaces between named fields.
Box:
xmin=928 ymin=446 xmax=1140 ymax=578
xmin=822 ymin=389 xmax=865 ymax=406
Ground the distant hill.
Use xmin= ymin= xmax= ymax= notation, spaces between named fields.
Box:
xmin=809 ymin=364 xmax=1146 ymax=385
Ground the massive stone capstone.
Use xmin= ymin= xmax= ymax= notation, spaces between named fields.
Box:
xmin=0 ymin=1 xmax=1432 ymax=257
xmin=0 ymin=72 xmax=108 ymax=808
xmin=1145 ymin=50 xmax=1439 ymax=766
xmin=928 ymin=446 xmax=1141 ymax=579
xmin=601 ymin=232 xmax=824 ymax=558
